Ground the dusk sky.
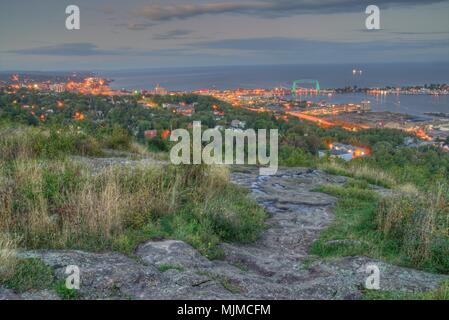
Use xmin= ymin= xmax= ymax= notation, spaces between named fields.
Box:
xmin=1 ymin=0 xmax=449 ymax=70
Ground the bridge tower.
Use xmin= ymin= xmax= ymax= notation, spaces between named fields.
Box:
xmin=292 ymin=79 xmax=320 ymax=95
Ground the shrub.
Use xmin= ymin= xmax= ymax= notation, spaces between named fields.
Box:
xmin=279 ymin=145 xmax=316 ymax=167
xmin=148 ymin=137 xmax=169 ymax=152
xmin=101 ymin=126 xmax=132 ymax=151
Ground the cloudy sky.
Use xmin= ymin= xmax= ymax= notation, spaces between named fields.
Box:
xmin=1 ymin=0 xmax=448 ymax=70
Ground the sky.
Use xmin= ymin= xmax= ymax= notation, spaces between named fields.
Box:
xmin=1 ymin=0 xmax=449 ymax=70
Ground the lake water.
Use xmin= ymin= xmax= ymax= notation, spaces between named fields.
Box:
xmin=101 ymin=63 xmax=449 ymax=116
xmin=293 ymin=93 xmax=449 ymax=118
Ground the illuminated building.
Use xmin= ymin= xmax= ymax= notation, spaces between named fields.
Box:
xmin=319 ymin=143 xmax=370 ymax=161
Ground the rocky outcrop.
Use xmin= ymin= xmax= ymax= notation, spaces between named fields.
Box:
xmin=2 ymin=168 xmax=447 ymax=300
xmin=0 ymin=287 xmax=20 ymax=300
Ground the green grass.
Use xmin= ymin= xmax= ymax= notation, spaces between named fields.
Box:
xmin=377 ymin=184 xmax=449 ymax=273
xmin=1 ymin=258 xmax=54 ymax=293
xmin=312 ymin=181 xmax=448 ymax=274
xmin=231 ymin=261 xmax=249 ymax=272
xmin=1 ymin=258 xmax=82 ymax=299
xmin=53 ymin=281 xmax=82 ymax=300
xmin=108 ymin=169 xmax=267 ymax=260
xmin=0 ymin=129 xmax=268 ymax=260
xmin=311 ymin=182 xmax=400 ymax=264
xmin=0 ymin=126 xmax=104 ymax=161
xmin=319 ymin=162 xmax=395 ymax=188
xmin=363 ymin=281 xmax=449 ymax=300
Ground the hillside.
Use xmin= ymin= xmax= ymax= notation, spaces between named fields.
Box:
xmin=0 ymin=90 xmax=448 ymax=300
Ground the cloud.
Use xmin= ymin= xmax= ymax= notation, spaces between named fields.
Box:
xmin=181 ymin=36 xmax=449 ymax=63
xmin=390 ymin=31 xmax=449 ymax=36
xmin=152 ymin=29 xmax=195 ymax=40
xmin=126 ymin=22 xmax=155 ymax=30
xmin=188 ymin=36 xmax=449 ymax=53
xmin=6 ymin=42 xmax=206 ymax=58
xmin=114 ymin=21 xmax=155 ymax=30
xmin=135 ymin=0 xmax=447 ymax=22
xmin=100 ymin=5 xmax=116 ymax=15
xmin=8 ymin=43 xmax=124 ymax=56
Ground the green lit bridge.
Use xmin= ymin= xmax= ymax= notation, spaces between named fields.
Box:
xmin=292 ymin=79 xmax=320 ymax=94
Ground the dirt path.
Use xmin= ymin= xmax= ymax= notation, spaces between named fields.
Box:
xmin=2 ymin=166 xmax=447 ymax=300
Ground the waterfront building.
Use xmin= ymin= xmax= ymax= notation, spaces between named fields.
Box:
xmin=360 ymin=100 xmax=371 ymax=112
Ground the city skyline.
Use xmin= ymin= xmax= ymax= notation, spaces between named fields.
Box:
xmin=1 ymin=0 xmax=449 ymax=70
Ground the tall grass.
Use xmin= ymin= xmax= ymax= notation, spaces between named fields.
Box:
xmin=0 ymin=234 xmax=17 ymax=281
xmin=313 ymin=180 xmax=449 ymax=274
xmin=0 ymin=157 xmax=266 ymax=258
xmin=319 ymin=161 xmax=396 ymax=188
xmin=377 ymin=183 xmax=449 ymax=272
xmin=0 ymin=126 xmax=103 ymax=161
xmin=0 ymin=126 xmax=267 ymax=258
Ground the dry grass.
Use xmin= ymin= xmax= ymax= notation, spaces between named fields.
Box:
xmin=0 ymin=234 xmax=17 ymax=281
xmin=313 ymin=166 xmax=448 ymax=273
xmin=0 ymin=127 xmax=44 ymax=160
xmin=395 ymin=183 xmax=420 ymax=196
xmin=319 ymin=161 xmax=396 ymax=188
xmin=0 ymin=126 xmax=103 ymax=161
xmin=0 ymin=126 xmax=266 ymax=258
xmin=0 ymin=156 xmax=265 ymax=256
xmin=0 ymin=160 xmax=176 ymax=248
xmin=377 ymin=183 xmax=449 ymax=272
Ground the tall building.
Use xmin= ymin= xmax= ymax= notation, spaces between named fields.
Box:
xmin=361 ymin=100 xmax=371 ymax=112
xmin=154 ymin=84 xmax=168 ymax=95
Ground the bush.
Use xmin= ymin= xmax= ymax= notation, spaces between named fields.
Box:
xmin=148 ymin=137 xmax=169 ymax=152
xmin=101 ymin=126 xmax=132 ymax=151
xmin=279 ymin=145 xmax=316 ymax=167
